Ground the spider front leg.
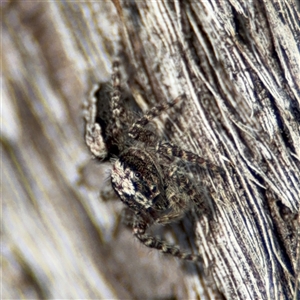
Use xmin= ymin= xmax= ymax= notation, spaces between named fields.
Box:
xmin=128 ymin=164 xmax=205 ymax=262
xmin=156 ymin=165 xmax=206 ymax=224
xmin=133 ymin=214 xmax=203 ymax=262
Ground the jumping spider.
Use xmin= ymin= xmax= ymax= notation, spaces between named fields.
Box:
xmin=84 ymin=61 xmax=219 ymax=261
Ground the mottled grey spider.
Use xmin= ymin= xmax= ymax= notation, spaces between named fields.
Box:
xmin=83 ymin=61 xmax=218 ymax=261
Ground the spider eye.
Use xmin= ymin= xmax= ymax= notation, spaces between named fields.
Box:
xmin=135 ymin=172 xmax=141 ymax=178
xmin=151 ymin=185 xmax=157 ymax=192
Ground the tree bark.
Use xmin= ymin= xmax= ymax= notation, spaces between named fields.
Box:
xmin=2 ymin=1 xmax=299 ymax=299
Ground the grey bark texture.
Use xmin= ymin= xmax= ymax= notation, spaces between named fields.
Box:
xmin=2 ymin=1 xmax=300 ymax=299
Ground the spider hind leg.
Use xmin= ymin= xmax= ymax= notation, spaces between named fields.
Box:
xmin=129 ymin=95 xmax=184 ymax=141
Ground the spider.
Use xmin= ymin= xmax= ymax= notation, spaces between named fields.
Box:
xmin=83 ymin=61 xmax=219 ymax=262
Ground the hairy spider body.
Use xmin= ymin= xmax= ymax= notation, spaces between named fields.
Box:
xmin=112 ymin=148 xmax=164 ymax=211
xmin=83 ymin=61 xmax=218 ymax=262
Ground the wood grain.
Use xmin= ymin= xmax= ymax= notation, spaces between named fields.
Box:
xmin=2 ymin=1 xmax=300 ymax=299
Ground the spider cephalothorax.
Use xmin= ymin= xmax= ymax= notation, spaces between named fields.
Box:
xmin=84 ymin=61 xmax=220 ymax=261
xmin=111 ymin=148 xmax=166 ymax=212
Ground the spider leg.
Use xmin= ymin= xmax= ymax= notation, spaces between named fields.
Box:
xmin=133 ymin=216 xmax=203 ymax=262
xmin=83 ymin=61 xmax=128 ymax=160
xmin=155 ymin=194 xmax=188 ymax=224
xmin=83 ymin=84 xmax=108 ymax=159
xmin=121 ymin=207 xmax=135 ymax=227
xmin=157 ymin=141 xmax=224 ymax=174
xmin=111 ymin=61 xmax=126 ymax=122
xmin=130 ymin=163 xmax=203 ymax=260
xmin=108 ymin=61 xmax=128 ymax=145
xmin=128 ymin=95 xmax=184 ymax=141
xmin=157 ymin=165 xmax=206 ymax=224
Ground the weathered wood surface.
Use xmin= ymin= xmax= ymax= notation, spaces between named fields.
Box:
xmin=2 ymin=1 xmax=300 ymax=299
